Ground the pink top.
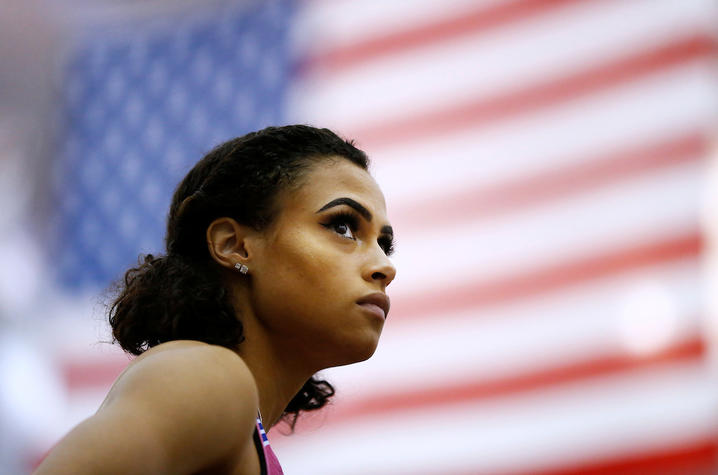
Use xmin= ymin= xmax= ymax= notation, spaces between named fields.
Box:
xmin=255 ymin=416 xmax=283 ymax=475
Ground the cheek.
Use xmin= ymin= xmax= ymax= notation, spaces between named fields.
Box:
xmin=250 ymin=232 xmax=383 ymax=364
xmin=272 ymin=237 xmax=328 ymax=291
xmin=252 ymin=232 xmax=345 ymax=322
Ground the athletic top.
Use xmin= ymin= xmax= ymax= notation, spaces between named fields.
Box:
xmin=253 ymin=414 xmax=283 ymax=475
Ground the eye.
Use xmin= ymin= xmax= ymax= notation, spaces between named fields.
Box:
xmin=323 ymin=212 xmax=359 ymax=241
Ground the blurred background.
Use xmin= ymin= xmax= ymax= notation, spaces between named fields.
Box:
xmin=1 ymin=0 xmax=717 ymax=473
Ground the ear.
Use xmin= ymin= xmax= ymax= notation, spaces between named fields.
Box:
xmin=206 ymin=217 xmax=256 ymax=271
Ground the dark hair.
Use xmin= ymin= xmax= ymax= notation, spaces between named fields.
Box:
xmin=109 ymin=125 xmax=369 ymax=428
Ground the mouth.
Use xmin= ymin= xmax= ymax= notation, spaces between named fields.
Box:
xmin=356 ymin=292 xmax=390 ymax=319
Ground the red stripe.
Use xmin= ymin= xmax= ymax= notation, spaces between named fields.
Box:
xmin=534 ymin=439 xmax=718 ymax=475
xmin=328 ymin=337 xmax=705 ymax=424
xmin=392 ymin=233 xmax=703 ymax=321
xmin=393 ymin=132 xmax=709 ymax=232
xmin=352 ymin=35 xmax=717 ymax=149
xmin=300 ymin=0 xmax=605 ymax=75
xmin=62 ymin=356 xmax=128 ymax=390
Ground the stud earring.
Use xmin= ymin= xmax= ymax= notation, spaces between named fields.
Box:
xmin=234 ymin=262 xmax=249 ymax=274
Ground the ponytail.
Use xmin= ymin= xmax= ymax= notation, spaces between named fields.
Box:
xmin=109 ymin=253 xmax=243 ymax=356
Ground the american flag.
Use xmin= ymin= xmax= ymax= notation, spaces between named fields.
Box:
xmin=38 ymin=0 xmax=718 ymax=474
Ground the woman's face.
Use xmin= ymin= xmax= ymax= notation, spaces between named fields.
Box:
xmin=249 ymin=158 xmax=396 ymax=367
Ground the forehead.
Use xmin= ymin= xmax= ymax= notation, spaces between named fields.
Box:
xmin=283 ymin=158 xmax=388 ymax=218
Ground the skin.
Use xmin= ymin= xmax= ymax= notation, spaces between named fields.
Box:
xmin=34 ymin=158 xmax=396 ymax=475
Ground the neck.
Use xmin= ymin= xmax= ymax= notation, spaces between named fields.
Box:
xmin=233 ymin=308 xmax=319 ymax=431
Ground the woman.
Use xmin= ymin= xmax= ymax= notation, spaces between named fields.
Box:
xmin=35 ymin=125 xmax=396 ymax=474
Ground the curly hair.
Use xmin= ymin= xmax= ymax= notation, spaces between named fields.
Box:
xmin=108 ymin=125 xmax=369 ymax=428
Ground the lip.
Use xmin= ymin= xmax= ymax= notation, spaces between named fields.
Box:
xmin=356 ymin=292 xmax=390 ymax=320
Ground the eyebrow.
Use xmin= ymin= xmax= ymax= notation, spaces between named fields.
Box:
xmin=317 ymin=197 xmax=394 ymax=236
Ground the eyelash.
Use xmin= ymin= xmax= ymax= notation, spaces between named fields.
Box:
xmin=323 ymin=211 xmax=395 ymax=256
xmin=324 ymin=211 xmax=359 ymax=239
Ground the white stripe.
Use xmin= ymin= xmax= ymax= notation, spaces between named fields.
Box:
xmin=291 ymin=0 xmax=504 ymax=55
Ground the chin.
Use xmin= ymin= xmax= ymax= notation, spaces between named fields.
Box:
xmin=330 ymin=333 xmax=381 ymax=367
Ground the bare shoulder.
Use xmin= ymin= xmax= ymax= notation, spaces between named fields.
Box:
xmin=107 ymin=340 xmax=257 ymax=404
xmin=99 ymin=341 xmax=258 ymax=470
xmin=35 ymin=341 xmax=259 ymax=474
xmin=104 ymin=340 xmax=259 ymax=426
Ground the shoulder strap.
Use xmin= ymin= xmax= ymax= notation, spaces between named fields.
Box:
xmin=252 ymin=418 xmax=268 ymax=475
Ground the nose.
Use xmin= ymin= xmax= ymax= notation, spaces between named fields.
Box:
xmin=364 ymin=249 xmax=396 ymax=288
